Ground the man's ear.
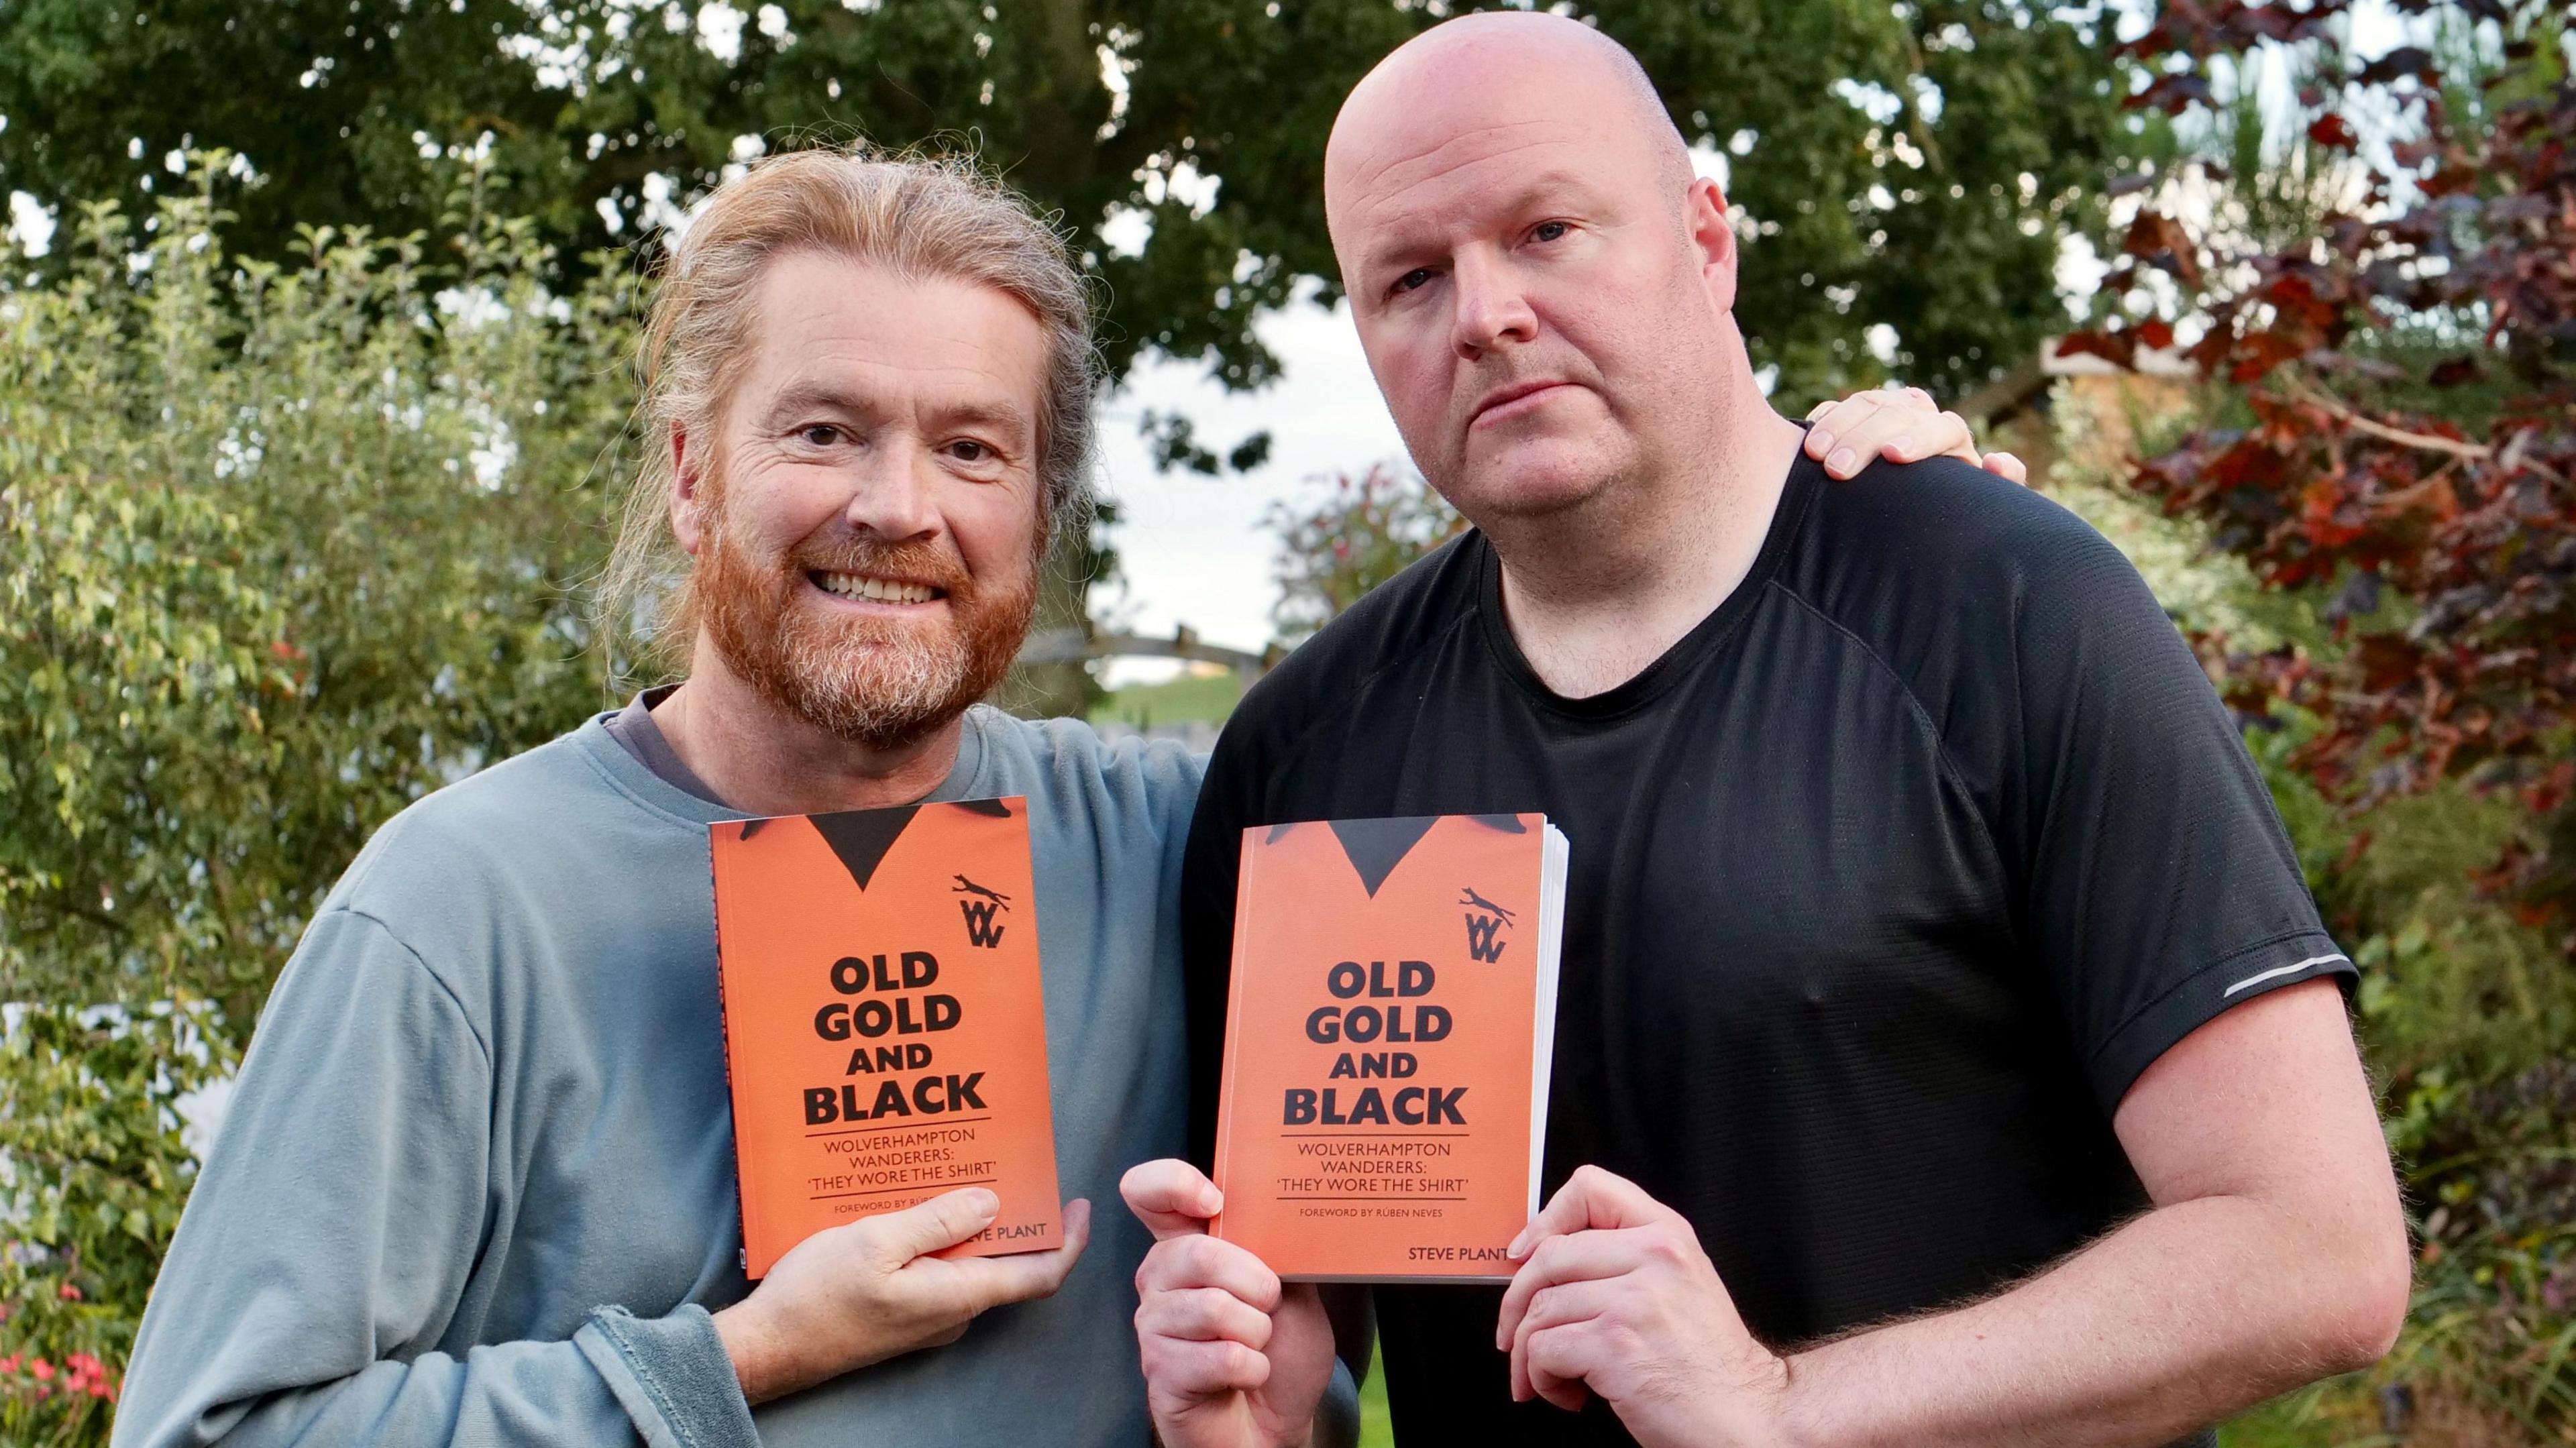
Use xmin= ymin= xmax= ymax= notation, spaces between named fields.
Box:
xmin=1684 ymin=176 xmax=1739 ymax=315
xmin=669 ymin=425 xmax=706 ymax=557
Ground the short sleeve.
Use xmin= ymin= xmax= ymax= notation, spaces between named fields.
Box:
xmin=2008 ymin=523 xmax=2353 ymax=1113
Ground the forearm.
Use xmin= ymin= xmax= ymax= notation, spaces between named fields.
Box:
xmin=1778 ymin=1194 xmax=2396 ymax=1448
xmin=115 ymin=1309 xmax=753 ymax=1448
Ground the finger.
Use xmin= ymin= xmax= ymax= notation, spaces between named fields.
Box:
xmin=1902 ymin=386 xmax=1935 ymax=410
xmin=1521 ymin=1322 xmax=1601 ymax=1413
xmin=1140 ymin=1336 xmax=1272 ymax=1400
xmin=1509 ymin=1166 xmax=1680 ymax=1258
xmin=1135 ymin=1233 xmax=1283 ymax=1313
xmin=939 ymin=1197 xmax=1093 ymax=1312
xmin=1120 ymin=1158 xmax=1223 ymax=1241
xmin=1897 ymin=410 xmax=1983 ymax=466
xmin=874 ymin=1186 xmax=1001 ymax=1262
xmin=1495 ymin=1227 xmax=1657 ymax=1347
xmin=1801 ymin=391 xmax=1890 ymax=459
xmin=1509 ymin=1280 xmax=1616 ymax=1402
xmin=1827 ymin=407 xmax=1968 ymax=475
xmin=1811 ymin=396 xmax=1911 ymax=476
xmin=1982 ymin=450 xmax=2029 ymax=485
xmin=1136 ymin=1285 xmax=1277 ymax=1349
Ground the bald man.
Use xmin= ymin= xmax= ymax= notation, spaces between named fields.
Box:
xmin=1120 ymin=14 xmax=2408 ymax=1448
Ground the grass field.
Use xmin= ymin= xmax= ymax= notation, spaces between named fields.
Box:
xmin=1089 ymin=667 xmax=1244 ymax=732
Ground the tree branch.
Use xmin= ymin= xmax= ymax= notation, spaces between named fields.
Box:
xmin=2278 ymin=372 xmax=2492 ymax=461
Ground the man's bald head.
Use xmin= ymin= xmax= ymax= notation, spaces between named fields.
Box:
xmin=1316 ymin=9 xmax=1756 ymax=535
xmin=1325 ymin=11 xmax=1695 ymax=245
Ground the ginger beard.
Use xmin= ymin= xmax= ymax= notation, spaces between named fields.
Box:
xmin=690 ymin=465 xmax=1040 ymax=753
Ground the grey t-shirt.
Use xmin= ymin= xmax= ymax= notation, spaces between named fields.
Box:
xmin=603 ymin=684 xmax=723 ymax=805
xmin=117 ymin=705 xmax=1203 ymax=1448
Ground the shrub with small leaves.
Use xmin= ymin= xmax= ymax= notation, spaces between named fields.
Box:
xmin=0 ymin=158 xmax=643 ymax=1443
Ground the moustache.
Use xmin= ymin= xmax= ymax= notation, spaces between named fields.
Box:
xmin=784 ymin=538 xmax=977 ymax=600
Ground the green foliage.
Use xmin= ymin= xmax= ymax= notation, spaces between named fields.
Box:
xmin=0 ymin=158 xmax=638 ymax=1025
xmin=0 ymin=1002 xmax=232 ymax=1442
xmin=0 ymin=0 xmax=2143 ymax=408
xmin=2385 ymin=1060 xmax=2576 ymax=1439
xmin=2042 ymin=371 xmax=2575 ymax=1439
xmin=1266 ymin=464 xmax=1463 ymax=643
xmin=0 ymin=163 xmax=639 ymax=1439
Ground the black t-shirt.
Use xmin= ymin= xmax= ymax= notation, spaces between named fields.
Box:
xmin=1181 ymin=451 xmax=2353 ymax=1446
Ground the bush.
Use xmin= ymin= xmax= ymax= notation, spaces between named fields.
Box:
xmin=0 ymin=159 xmax=639 ymax=1441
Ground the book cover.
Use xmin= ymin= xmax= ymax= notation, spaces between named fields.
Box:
xmin=710 ymin=797 xmax=1061 ymax=1278
xmin=1212 ymin=813 xmax=1568 ymax=1282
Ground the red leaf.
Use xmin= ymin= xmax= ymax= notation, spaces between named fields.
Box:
xmin=2054 ymin=331 xmax=2136 ymax=368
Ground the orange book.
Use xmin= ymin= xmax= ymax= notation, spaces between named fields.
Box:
xmin=1212 ymin=814 xmax=1568 ymax=1282
xmin=710 ymin=797 xmax=1061 ymax=1278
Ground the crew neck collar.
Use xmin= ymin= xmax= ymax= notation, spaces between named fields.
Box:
xmin=576 ymin=699 xmax=996 ymax=826
xmin=1471 ymin=445 xmax=1825 ymax=721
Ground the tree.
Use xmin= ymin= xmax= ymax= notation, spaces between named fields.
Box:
xmin=3 ymin=0 xmax=2145 ymax=412
xmin=2068 ymin=0 xmax=2573 ymax=951
xmin=1266 ymin=464 xmax=1463 ymax=642
xmin=7 ymin=1 xmax=2149 ymax=718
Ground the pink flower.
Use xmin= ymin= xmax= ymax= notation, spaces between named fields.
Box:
xmin=30 ymin=1358 xmax=53 ymax=1381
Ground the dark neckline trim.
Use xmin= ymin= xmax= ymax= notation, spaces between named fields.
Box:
xmin=1471 ymin=446 xmax=1827 ymax=722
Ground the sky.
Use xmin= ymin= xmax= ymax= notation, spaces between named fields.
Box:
xmin=1091 ymin=293 xmax=1407 ymax=679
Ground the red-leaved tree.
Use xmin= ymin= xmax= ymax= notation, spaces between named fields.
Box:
xmin=2070 ymin=0 xmax=2575 ymax=948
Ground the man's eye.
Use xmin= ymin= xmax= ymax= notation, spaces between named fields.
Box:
xmin=796 ymin=424 xmax=841 ymax=447
xmin=1393 ymin=268 xmax=1436 ymax=295
xmin=1531 ymin=221 xmax=1570 ymax=243
xmin=947 ymin=439 xmax=991 ymax=463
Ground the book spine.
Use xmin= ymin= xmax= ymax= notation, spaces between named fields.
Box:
xmin=708 ymin=828 xmax=761 ymax=1278
xmin=1209 ymin=829 xmax=1260 ymax=1244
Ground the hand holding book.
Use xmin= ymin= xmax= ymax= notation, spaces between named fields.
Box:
xmin=712 ymin=1188 xmax=1093 ymax=1404
xmin=1493 ymin=1165 xmax=1786 ymax=1446
xmin=1121 ymin=1160 xmax=1340 ymax=1448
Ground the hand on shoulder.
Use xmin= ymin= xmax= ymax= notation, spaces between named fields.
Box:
xmin=1804 ymin=386 xmax=2027 ymax=484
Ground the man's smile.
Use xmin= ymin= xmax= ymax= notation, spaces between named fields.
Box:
xmin=807 ymin=570 xmax=948 ymax=608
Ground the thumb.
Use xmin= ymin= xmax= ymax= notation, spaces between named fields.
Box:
xmin=1121 ymin=1158 xmax=1224 ymax=1242
xmin=877 ymin=1186 xmax=1002 ymax=1262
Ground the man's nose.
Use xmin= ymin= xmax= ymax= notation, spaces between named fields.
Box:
xmin=1449 ymin=248 xmax=1538 ymax=359
xmin=841 ymin=438 xmax=943 ymax=541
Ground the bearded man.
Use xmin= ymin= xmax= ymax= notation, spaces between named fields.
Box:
xmin=114 ymin=142 xmax=2006 ymax=1448
xmin=1124 ymin=14 xmax=2410 ymax=1448
xmin=114 ymin=150 xmax=1175 ymax=1448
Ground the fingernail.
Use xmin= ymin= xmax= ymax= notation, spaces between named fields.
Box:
xmin=1806 ymin=428 xmax=1833 ymax=456
xmin=1886 ymin=434 xmax=1915 ymax=459
xmin=967 ymin=1188 xmax=999 ymax=1214
xmin=1827 ymin=447 xmax=1858 ymax=474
